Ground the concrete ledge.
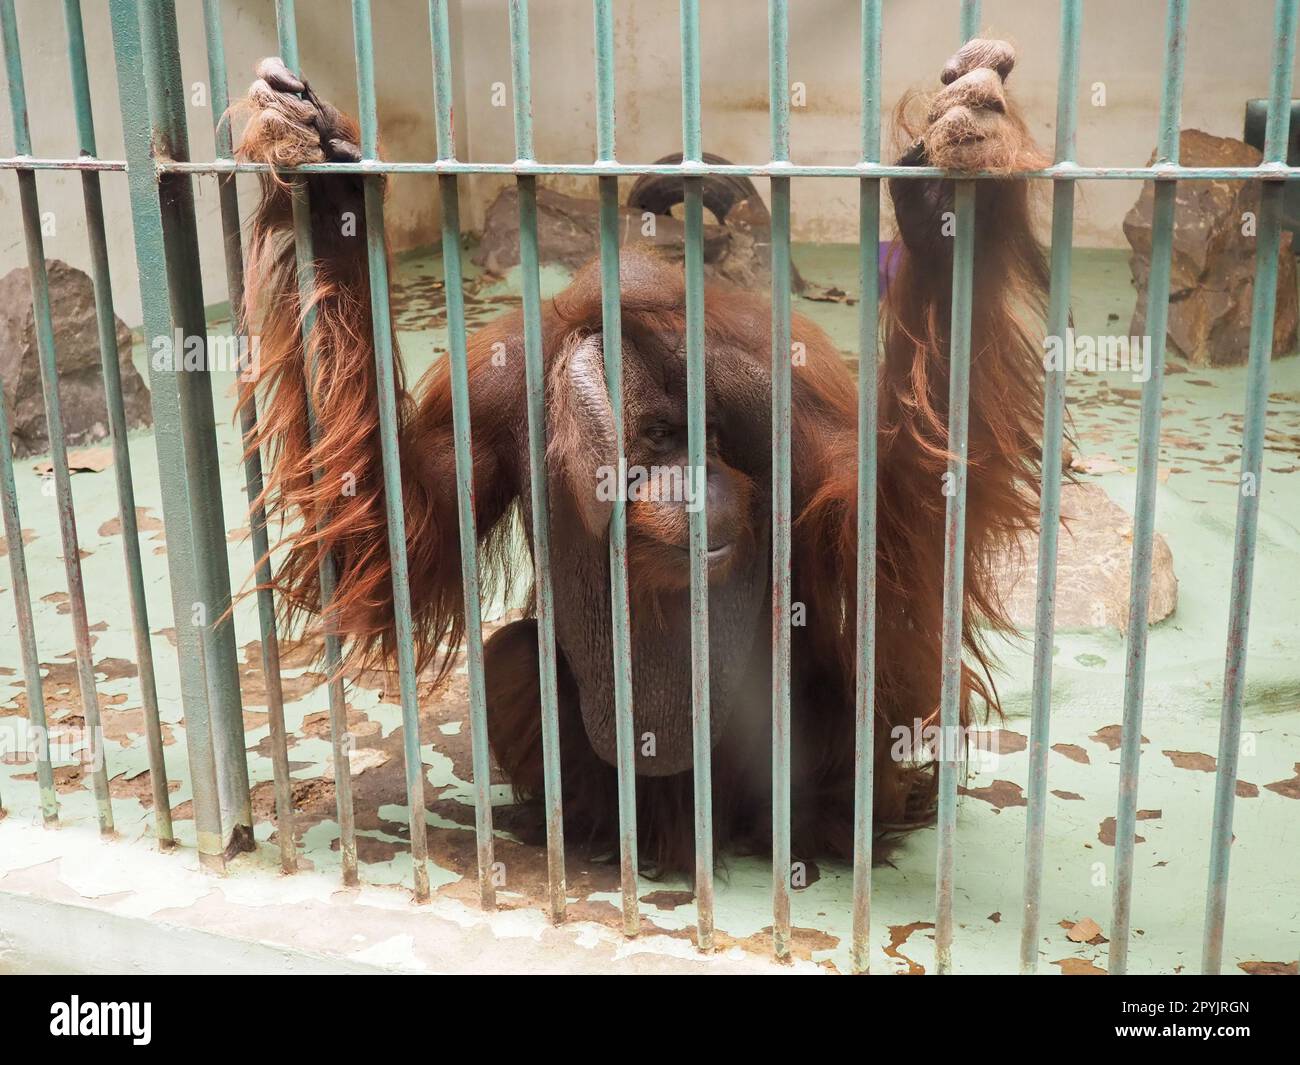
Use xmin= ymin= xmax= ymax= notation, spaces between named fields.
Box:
xmin=0 ymin=819 xmax=800 ymax=975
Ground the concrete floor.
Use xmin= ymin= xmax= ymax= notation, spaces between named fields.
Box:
xmin=0 ymin=243 xmax=1296 ymax=975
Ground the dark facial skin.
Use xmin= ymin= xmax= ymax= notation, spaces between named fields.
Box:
xmin=622 ymin=398 xmax=755 ymax=591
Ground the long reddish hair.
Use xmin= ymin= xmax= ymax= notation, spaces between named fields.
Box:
xmin=234 ymin=62 xmax=1051 ymax=838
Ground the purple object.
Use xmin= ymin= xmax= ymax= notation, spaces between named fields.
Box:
xmin=879 ymin=240 xmax=901 ymax=297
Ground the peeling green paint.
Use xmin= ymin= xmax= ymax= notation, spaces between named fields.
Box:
xmin=0 ymin=242 xmax=1296 ymax=973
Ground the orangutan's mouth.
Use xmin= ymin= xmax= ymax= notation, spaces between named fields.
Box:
xmin=674 ymin=542 xmax=734 ymax=563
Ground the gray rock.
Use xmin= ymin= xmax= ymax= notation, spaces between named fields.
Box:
xmin=0 ymin=259 xmax=151 ymax=457
xmin=1125 ymin=129 xmax=1298 ymax=366
xmin=990 ymin=482 xmax=1177 ymax=632
xmin=471 ymin=185 xmax=803 ymax=292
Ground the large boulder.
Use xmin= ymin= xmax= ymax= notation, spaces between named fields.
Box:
xmin=1125 ymin=129 xmax=1298 ymax=366
xmin=472 ymin=184 xmax=804 ymax=292
xmin=990 ymin=482 xmax=1177 ymax=632
xmin=474 ymin=184 xmax=726 ymax=274
xmin=0 ymin=259 xmax=151 ymax=457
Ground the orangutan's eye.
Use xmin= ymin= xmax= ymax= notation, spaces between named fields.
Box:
xmin=644 ymin=424 xmax=678 ymax=450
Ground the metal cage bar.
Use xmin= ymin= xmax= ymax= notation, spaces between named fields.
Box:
xmin=933 ymin=180 xmax=975 ymax=976
xmin=424 ymin=0 xmax=496 ymax=909
xmin=275 ymin=0 xmax=361 ymax=890
xmin=506 ymin=0 xmax=567 ymax=924
xmin=204 ymin=0 xmax=296 ymax=875
xmin=144 ymin=0 xmax=256 ymax=855
xmin=144 ymin=0 xmax=255 ymax=854
xmin=0 ymin=7 xmax=48 ymax=825
xmin=8 ymin=154 xmax=1300 ymax=183
xmin=1109 ymin=0 xmax=1188 ymax=977
xmin=0 ymin=0 xmax=1287 ymax=975
xmin=592 ymin=0 xmax=642 ymax=938
xmin=108 ymin=0 xmax=227 ymax=871
xmin=62 ymin=0 xmax=174 ymax=848
xmin=679 ymin=0 xmax=716 ymax=954
xmin=2 ymin=0 xmax=112 ymax=836
xmin=767 ymin=0 xmax=794 ymax=964
xmin=933 ymin=0 xmax=982 ymax=977
xmin=0 ymin=381 xmax=53 ymax=820
xmin=0 ymin=297 xmax=54 ymax=822
xmin=1018 ymin=0 xmax=1082 ymax=975
xmin=1201 ymin=0 xmax=1299 ymax=976
xmin=850 ymin=0 xmax=882 ymax=976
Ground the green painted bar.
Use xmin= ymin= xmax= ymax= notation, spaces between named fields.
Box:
xmin=1202 ymin=0 xmax=1298 ymax=975
xmin=202 ymin=0 xmax=295 ymax=872
xmin=594 ymin=0 xmax=640 ymax=937
xmin=1261 ymin=3 xmax=1298 ymax=165
xmin=685 ymin=176 xmax=715 ymax=949
xmin=933 ymin=0 xmax=982 ymax=977
xmin=933 ymin=180 xmax=975 ymax=976
xmin=423 ymin=0 xmax=496 ymax=908
xmin=142 ymin=158 xmax=1300 ymax=182
xmin=65 ymin=0 xmax=173 ymax=846
xmin=0 ymin=156 xmax=125 ymax=171
xmin=767 ymin=0 xmax=793 ymax=964
xmin=507 ymin=0 xmax=535 ymax=159
xmin=298 ymin=192 xmax=359 ymax=886
xmin=1110 ymin=0 xmax=1188 ymax=977
xmin=1154 ymin=2 xmax=1189 ymax=164
xmin=850 ymin=0 xmax=881 ymax=976
xmin=678 ymin=0 xmax=715 ymax=953
xmin=139 ymin=0 xmax=254 ymax=854
xmin=680 ymin=0 xmax=702 ymax=164
xmin=0 ymin=350 xmax=55 ymax=822
xmin=275 ymin=0 xmax=298 ymax=62
xmin=275 ymin=0 xmax=359 ymax=889
xmin=434 ymin=173 xmax=496 ymax=907
xmin=0 ymin=0 xmax=1285 ymax=984
xmin=2 ymin=0 xmax=113 ymax=835
xmin=594 ymin=0 xmax=617 ymax=162
xmin=1018 ymin=0 xmax=1081 ymax=975
xmin=507 ymin=0 xmax=567 ymax=924
xmin=108 ymin=0 xmax=225 ymax=871
xmin=429 ymin=0 xmax=455 ymax=162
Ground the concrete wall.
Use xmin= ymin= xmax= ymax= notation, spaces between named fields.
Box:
xmin=0 ymin=0 xmax=1294 ymax=325
xmin=455 ymin=0 xmax=1300 ymax=243
xmin=0 ymin=0 xmax=442 ymax=326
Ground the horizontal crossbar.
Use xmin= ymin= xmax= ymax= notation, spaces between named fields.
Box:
xmin=1 ymin=155 xmax=1297 ymax=181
